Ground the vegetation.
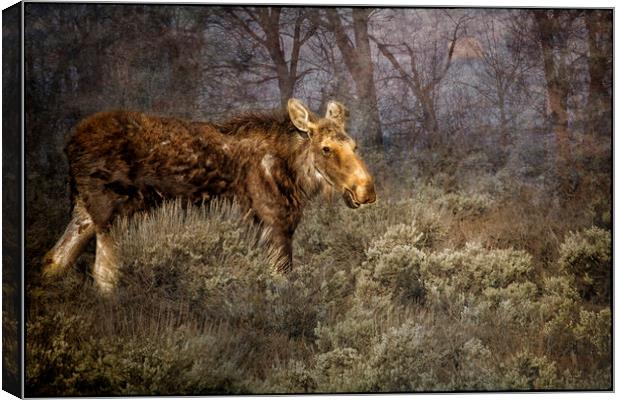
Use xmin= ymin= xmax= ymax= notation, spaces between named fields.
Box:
xmin=27 ymin=169 xmax=611 ymax=394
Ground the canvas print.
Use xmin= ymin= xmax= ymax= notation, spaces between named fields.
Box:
xmin=7 ymin=2 xmax=614 ymax=396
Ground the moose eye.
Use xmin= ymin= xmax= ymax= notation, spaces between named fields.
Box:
xmin=322 ymin=146 xmax=331 ymax=156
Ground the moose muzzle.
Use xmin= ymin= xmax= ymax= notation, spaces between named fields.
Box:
xmin=343 ymin=176 xmax=376 ymax=209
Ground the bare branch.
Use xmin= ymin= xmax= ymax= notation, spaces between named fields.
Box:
xmin=226 ymin=10 xmax=267 ymax=47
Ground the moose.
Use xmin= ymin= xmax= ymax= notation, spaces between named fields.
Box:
xmin=43 ymin=99 xmax=376 ymax=292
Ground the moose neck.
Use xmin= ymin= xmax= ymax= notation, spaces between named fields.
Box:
xmin=287 ymin=138 xmax=326 ymax=202
xmin=216 ymin=112 xmax=328 ymax=203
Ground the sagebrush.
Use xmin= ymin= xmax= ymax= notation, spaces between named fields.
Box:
xmin=26 ymin=173 xmax=611 ymax=395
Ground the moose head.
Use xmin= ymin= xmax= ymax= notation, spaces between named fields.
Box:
xmin=288 ymin=98 xmax=376 ymax=209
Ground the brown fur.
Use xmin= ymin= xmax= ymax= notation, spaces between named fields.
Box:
xmin=44 ymin=99 xmax=375 ymax=289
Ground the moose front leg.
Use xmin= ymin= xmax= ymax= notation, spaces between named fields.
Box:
xmin=93 ymin=231 xmax=119 ymax=293
xmin=270 ymin=229 xmax=294 ymax=273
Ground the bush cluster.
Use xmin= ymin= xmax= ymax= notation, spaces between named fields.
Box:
xmin=26 ymin=182 xmax=611 ymax=395
xmin=558 ymin=227 xmax=611 ymax=303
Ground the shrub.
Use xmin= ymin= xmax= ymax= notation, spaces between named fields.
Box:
xmin=481 ymin=281 xmax=539 ymax=327
xmin=295 ymin=193 xmax=445 ymax=270
xmin=457 ymin=338 xmax=496 ymax=389
xmin=574 ymin=308 xmax=612 ymax=357
xmin=366 ymin=223 xmax=423 ymax=253
xmin=27 ymin=316 xmax=255 ymax=396
xmin=296 ymin=198 xmax=413 ymax=259
xmin=261 ymin=360 xmax=317 ymax=393
xmin=558 ymin=227 xmax=611 ymax=303
xmin=501 ymin=351 xmax=560 ymax=390
xmin=422 ymin=242 xmax=533 ymax=296
xmin=364 ymin=322 xmax=443 ymax=392
xmin=314 ymin=308 xmax=379 ymax=353
xmin=438 ymin=191 xmax=495 ymax=219
xmin=364 ymin=245 xmax=426 ymax=305
xmin=530 ymin=276 xmax=584 ymax=363
xmin=26 ymin=312 xmax=99 ymax=396
xmin=357 ymin=223 xmax=429 ymax=307
xmin=362 ymin=320 xmax=500 ymax=392
xmin=112 ymin=200 xmax=323 ymax=337
xmin=26 ymin=178 xmax=611 ymax=394
xmin=313 ymin=347 xmax=369 ymax=392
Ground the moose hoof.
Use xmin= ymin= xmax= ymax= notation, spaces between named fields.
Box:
xmin=41 ymin=252 xmax=64 ymax=279
xmin=94 ymin=278 xmax=115 ymax=295
xmin=92 ymin=261 xmax=118 ymax=295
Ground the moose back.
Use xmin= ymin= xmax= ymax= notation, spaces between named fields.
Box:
xmin=43 ymin=99 xmax=376 ymax=292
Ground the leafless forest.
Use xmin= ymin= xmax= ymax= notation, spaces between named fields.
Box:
xmin=23 ymin=4 xmax=611 ymax=395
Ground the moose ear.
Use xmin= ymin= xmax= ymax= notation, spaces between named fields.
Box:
xmin=325 ymin=101 xmax=348 ymax=126
xmin=288 ymin=99 xmax=311 ymax=133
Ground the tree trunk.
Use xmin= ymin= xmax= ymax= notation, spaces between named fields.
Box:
xmin=327 ymin=9 xmax=383 ymax=148
xmin=497 ymin=89 xmax=510 ymax=147
xmin=375 ymin=41 xmax=440 ymax=149
xmin=351 ymin=9 xmax=383 ymax=148
xmin=260 ymin=9 xmax=296 ymax=109
xmin=584 ymin=10 xmax=611 ymax=137
xmin=228 ymin=8 xmax=308 ymax=110
xmin=418 ymin=89 xmax=440 ymax=148
xmin=533 ymin=11 xmax=571 ymax=166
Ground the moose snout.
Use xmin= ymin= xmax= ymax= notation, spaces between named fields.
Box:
xmin=351 ymin=181 xmax=377 ymax=204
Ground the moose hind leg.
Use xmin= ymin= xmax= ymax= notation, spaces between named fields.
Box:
xmin=93 ymin=232 xmax=119 ymax=293
xmin=42 ymin=198 xmax=95 ymax=278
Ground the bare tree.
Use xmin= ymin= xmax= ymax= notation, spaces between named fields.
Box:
xmin=372 ymin=10 xmax=471 ymax=149
xmin=465 ymin=10 xmax=534 ymax=147
xmin=303 ymin=27 xmax=354 ymax=111
xmin=220 ymin=7 xmax=317 ymax=109
xmin=532 ymin=10 xmax=581 ymax=166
